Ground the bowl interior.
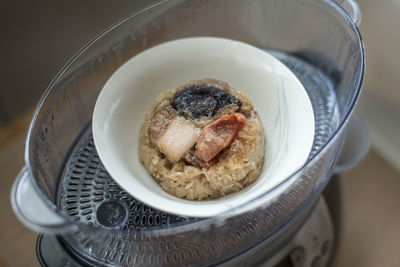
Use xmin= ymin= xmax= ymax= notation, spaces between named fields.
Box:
xmin=92 ymin=37 xmax=314 ymax=217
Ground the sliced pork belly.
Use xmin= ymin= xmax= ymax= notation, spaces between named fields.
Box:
xmin=156 ymin=117 xmax=200 ymax=162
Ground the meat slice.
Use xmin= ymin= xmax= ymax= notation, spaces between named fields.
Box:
xmin=156 ymin=117 xmax=200 ymax=162
xmin=149 ymin=103 xmax=176 ymax=143
xmin=195 ymin=113 xmax=246 ymax=162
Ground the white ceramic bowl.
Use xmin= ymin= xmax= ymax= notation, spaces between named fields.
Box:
xmin=92 ymin=37 xmax=314 ymax=218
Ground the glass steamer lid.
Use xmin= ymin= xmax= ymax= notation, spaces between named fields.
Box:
xmin=11 ymin=0 xmax=366 ymax=266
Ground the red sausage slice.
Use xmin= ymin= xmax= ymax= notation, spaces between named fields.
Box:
xmin=195 ymin=113 xmax=246 ymax=162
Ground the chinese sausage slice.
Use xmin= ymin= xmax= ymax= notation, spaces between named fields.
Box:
xmin=195 ymin=113 xmax=246 ymax=162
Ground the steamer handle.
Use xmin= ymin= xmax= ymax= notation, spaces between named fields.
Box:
xmin=11 ymin=167 xmax=78 ymax=234
xmin=334 ymin=113 xmax=370 ymax=173
xmin=332 ymin=0 xmax=362 ymax=26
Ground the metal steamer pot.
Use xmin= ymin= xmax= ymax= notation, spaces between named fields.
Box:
xmin=11 ymin=0 xmax=368 ymax=266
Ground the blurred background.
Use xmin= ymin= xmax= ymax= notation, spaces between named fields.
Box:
xmin=0 ymin=0 xmax=399 ymax=266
